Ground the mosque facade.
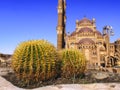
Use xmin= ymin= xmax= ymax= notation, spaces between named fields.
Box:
xmin=56 ymin=0 xmax=120 ymax=68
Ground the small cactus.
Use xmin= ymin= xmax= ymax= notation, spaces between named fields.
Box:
xmin=60 ymin=49 xmax=86 ymax=78
xmin=12 ymin=40 xmax=58 ymax=84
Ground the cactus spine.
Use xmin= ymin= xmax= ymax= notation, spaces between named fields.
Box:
xmin=60 ymin=49 xmax=86 ymax=78
xmin=12 ymin=40 xmax=58 ymax=84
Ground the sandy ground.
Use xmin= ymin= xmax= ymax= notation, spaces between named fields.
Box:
xmin=0 ymin=76 xmax=120 ymax=90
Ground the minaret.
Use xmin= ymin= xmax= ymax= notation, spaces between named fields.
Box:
xmin=57 ymin=0 xmax=66 ymax=50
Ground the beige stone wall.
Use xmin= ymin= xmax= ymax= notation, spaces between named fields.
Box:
xmin=65 ymin=18 xmax=112 ymax=69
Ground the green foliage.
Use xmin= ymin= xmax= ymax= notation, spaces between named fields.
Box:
xmin=60 ymin=49 xmax=86 ymax=78
xmin=12 ymin=40 xmax=58 ymax=85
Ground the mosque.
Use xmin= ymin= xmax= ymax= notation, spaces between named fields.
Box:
xmin=56 ymin=0 xmax=120 ymax=69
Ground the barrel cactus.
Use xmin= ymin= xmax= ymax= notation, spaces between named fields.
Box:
xmin=12 ymin=40 xmax=58 ymax=84
xmin=60 ymin=49 xmax=86 ymax=78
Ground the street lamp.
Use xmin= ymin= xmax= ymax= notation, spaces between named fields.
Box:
xmin=103 ymin=25 xmax=114 ymax=67
xmin=103 ymin=25 xmax=114 ymax=36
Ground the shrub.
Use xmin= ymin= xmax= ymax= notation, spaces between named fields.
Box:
xmin=12 ymin=40 xmax=58 ymax=85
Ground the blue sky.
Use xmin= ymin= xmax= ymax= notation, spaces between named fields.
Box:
xmin=0 ymin=0 xmax=120 ymax=54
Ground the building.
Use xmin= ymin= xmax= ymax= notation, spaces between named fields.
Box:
xmin=114 ymin=39 xmax=120 ymax=66
xmin=56 ymin=0 xmax=120 ymax=69
xmin=0 ymin=53 xmax=12 ymax=67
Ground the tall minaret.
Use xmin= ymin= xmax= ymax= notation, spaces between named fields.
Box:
xmin=57 ymin=0 xmax=66 ymax=50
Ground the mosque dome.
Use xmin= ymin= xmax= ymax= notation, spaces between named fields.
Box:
xmin=78 ymin=17 xmax=93 ymax=25
xmin=78 ymin=27 xmax=93 ymax=33
xmin=78 ymin=38 xmax=95 ymax=44
xmin=96 ymin=30 xmax=102 ymax=36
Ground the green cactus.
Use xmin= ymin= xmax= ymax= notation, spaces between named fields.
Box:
xmin=12 ymin=40 xmax=58 ymax=84
xmin=60 ymin=49 xmax=86 ymax=78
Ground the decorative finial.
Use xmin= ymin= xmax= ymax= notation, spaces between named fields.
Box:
xmin=84 ymin=15 xmax=86 ymax=18
xmin=67 ymin=32 xmax=70 ymax=36
xmin=92 ymin=18 xmax=96 ymax=24
xmin=76 ymin=19 xmax=79 ymax=23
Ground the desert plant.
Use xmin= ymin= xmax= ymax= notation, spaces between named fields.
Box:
xmin=12 ymin=40 xmax=58 ymax=85
xmin=60 ymin=49 xmax=86 ymax=79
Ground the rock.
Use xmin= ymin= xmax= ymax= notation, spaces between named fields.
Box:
xmin=92 ymin=72 xmax=109 ymax=80
xmin=0 ymin=68 xmax=13 ymax=76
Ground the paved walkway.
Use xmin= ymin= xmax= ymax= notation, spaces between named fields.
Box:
xmin=0 ymin=76 xmax=120 ymax=90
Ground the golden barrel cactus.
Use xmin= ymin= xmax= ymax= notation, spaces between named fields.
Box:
xmin=12 ymin=40 xmax=58 ymax=84
xmin=60 ymin=49 xmax=86 ymax=78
